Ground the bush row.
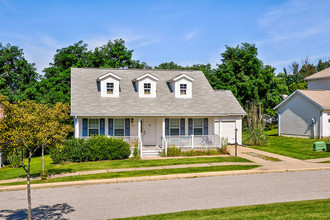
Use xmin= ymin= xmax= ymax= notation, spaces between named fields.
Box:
xmin=164 ymin=145 xmax=228 ymax=157
xmin=50 ymin=136 xmax=131 ymax=163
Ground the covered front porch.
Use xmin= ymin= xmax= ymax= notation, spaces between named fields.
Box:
xmin=74 ymin=116 xmax=242 ymax=157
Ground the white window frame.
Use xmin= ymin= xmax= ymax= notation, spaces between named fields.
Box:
xmin=88 ymin=118 xmax=99 ymax=136
xmin=144 ymin=83 xmax=151 ymax=95
xmin=106 ymin=82 xmax=114 ymax=94
xmin=114 ymin=118 xmax=125 ymax=136
xmin=169 ymin=118 xmax=180 ymax=136
xmin=180 ymin=84 xmax=187 ymax=95
xmin=193 ymin=118 xmax=203 ymax=135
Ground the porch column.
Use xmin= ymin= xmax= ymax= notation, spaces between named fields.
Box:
xmin=162 ymin=118 xmax=165 ymax=148
xmin=74 ymin=116 xmax=79 ymax=138
xmin=138 ymin=117 xmax=142 ymax=140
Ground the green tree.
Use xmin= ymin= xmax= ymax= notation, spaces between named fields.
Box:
xmin=0 ymin=95 xmax=72 ymax=220
xmin=39 ymin=39 xmax=142 ymax=104
xmin=0 ymin=43 xmax=39 ymax=101
xmin=209 ymin=43 xmax=287 ymax=115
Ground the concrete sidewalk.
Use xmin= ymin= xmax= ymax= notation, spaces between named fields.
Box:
xmin=227 ymin=145 xmax=330 ymax=171
xmin=1 ymin=147 xmax=329 ymax=192
xmin=0 ymin=161 xmax=255 ymax=184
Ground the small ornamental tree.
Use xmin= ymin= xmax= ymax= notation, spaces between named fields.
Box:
xmin=0 ymin=95 xmax=72 ymax=220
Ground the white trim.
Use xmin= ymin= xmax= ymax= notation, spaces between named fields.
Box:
xmin=97 ymin=72 xmax=122 ymax=81
xmin=274 ymin=90 xmax=324 ymax=110
xmin=167 ymin=73 xmax=195 ymax=82
xmin=133 ymin=73 xmax=159 ymax=82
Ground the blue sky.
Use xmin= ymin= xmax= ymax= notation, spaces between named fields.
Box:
xmin=1 ymin=0 xmax=330 ymax=74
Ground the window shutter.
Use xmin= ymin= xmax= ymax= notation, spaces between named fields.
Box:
xmin=108 ymin=118 xmax=113 ymax=136
xmin=125 ymin=118 xmax=130 ymax=136
xmin=165 ymin=118 xmax=169 ymax=136
xmin=188 ymin=118 xmax=193 ymax=135
xmin=82 ymin=118 xmax=88 ymax=137
xmin=180 ymin=118 xmax=185 ymax=135
xmin=204 ymin=118 xmax=208 ymax=135
xmin=100 ymin=118 xmax=105 ymax=135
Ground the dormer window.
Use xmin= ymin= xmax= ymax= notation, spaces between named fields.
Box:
xmin=97 ymin=72 xmax=121 ymax=98
xmin=107 ymin=83 xmax=114 ymax=94
xmin=132 ymin=73 xmax=159 ymax=98
xmin=180 ymin=84 xmax=187 ymax=95
xmin=167 ymin=73 xmax=195 ymax=98
xmin=144 ymin=83 xmax=151 ymax=95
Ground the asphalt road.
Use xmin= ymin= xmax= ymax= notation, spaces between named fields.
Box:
xmin=0 ymin=170 xmax=329 ymax=219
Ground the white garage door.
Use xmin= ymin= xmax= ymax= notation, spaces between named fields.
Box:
xmin=222 ymin=121 xmax=236 ymax=144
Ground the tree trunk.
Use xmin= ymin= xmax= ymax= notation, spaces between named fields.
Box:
xmin=27 ymin=153 xmax=32 ymax=220
xmin=42 ymin=145 xmax=45 ymax=174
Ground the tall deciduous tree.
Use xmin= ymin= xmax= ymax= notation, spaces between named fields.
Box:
xmin=208 ymin=43 xmax=288 ymax=115
xmin=0 ymin=95 xmax=72 ymax=220
xmin=0 ymin=43 xmax=39 ymax=101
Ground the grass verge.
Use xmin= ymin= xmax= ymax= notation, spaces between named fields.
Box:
xmin=119 ymin=199 xmax=330 ymax=219
xmin=0 ymin=165 xmax=258 ymax=186
xmin=0 ymin=155 xmax=251 ymax=181
xmin=248 ymin=129 xmax=330 ymax=160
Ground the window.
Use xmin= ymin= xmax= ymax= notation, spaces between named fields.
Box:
xmin=193 ymin=118 xmax=203 ymax=135
xmin=169 ymin=119 xmax=180 ymax=135
xmin=114 ymin=119 xmax=125 ymax=136
xmin=144 ymin=83 xmax=151 ymax=94
xmin=89 ymin=119 xmax=99 ymax=136
xmin=106 ymin=83 xmax=114 ymax=94
xmin=180 ymin=84 xmax=187 ymax=95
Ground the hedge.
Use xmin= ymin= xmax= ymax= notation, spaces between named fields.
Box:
xmin=50 ymin=136 xmax=131 ymax=163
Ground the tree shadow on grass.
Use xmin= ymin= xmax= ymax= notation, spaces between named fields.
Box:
xmin=0 ymin=203 xmax=75 ymax=220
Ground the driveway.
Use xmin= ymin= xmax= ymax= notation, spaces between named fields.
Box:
xmin=0 ymin=170 xmax=329 ymax=219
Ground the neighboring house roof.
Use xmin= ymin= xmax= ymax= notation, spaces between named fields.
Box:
xmin=71 ymin=68 xmax=246 ymax=117
xmin=304 ymin=67 xmax=330 ymax=81
xmin=274 ymin=89 xmax=330 ymax=110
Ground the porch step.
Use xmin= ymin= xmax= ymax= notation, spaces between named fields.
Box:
xmin=142 ymin=147 xmax=162 ymax=157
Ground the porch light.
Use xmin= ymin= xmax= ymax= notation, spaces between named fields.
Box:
xmin=131 ymin=118 xmax=134 ymax=124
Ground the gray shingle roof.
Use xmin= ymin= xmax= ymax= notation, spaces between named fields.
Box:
xmin=71 ymin=68 xmax=246 ymax=116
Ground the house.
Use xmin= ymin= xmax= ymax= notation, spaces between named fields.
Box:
xmin=71 ymin=68 xmax=245 ymax=156
xmin=274 ymin=67 xmax=330 ymax=138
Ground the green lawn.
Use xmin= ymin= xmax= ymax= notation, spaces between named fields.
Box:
xmin=0 ymin=165 xmax=258 ymax=186
xmin=120 ymin=199 xmax=330 ymax=219
xmin=248 ymin=129 xmax=330 ymax=160
xmin=0 ymin=155 xmax=251 ymax=181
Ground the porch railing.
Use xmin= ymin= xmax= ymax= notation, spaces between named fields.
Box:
xmin=164 ymin=134 xmax=221 ymax=148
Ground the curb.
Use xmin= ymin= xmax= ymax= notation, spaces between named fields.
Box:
xmin=1 ymin=167 xmax=329 ymax=192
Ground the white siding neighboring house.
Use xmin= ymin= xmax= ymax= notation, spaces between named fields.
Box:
xmin=274 ymin=67 xmax=330 ymax=138
xmin=71 ymin=68 xmax=245 ymax=156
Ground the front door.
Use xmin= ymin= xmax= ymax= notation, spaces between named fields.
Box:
xmin=142 ymin=118 xmax=156 ymax=145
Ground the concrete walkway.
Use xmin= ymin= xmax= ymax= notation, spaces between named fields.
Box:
xmin=0 ymin=161 xmax=255 ymax=184
xmin=1 ymin=147 xmax=329 ymax=192
xmin=227 ymin=145 xmax=330 ymax=171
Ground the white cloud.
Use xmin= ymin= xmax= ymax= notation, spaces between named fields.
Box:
xmin=183 ymin=30 xmax=198 ymax=40
xmin=257 ymin=0 xmax=330 ymax=44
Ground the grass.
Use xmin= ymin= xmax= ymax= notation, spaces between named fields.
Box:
xmin=0 ymin=165 xmax=258 ymax=186
xmin=248 ymin=129 xmax=330 ymax=160
xmin=0 ymin=155 xmax=251 ymax=181
xmin=119 ymin=199 xmax=330 ymax=219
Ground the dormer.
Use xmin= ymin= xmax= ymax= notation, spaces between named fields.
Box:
xmin=167 ymin=73 xmax=194 ymax=98
xmin=132 ymin=73 xmax=159 ymax=98
xmin=97 ymin=72 xmax=121 ymax=97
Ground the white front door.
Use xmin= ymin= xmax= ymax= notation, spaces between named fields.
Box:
xmin=142 ymin=118 xmax=156 ymax=145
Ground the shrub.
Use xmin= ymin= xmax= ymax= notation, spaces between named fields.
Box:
xmin=7 ymin=154 xmax=20 ymax=168
xmin=166 ymin=145 xmax=182 ymax=157
xmin=133 ymin=141 xmax=139 ymax=159
xmin=165 ymin=145 xmax=225 ymax=157
xmin=50 ymin=136 xmax=131 ymax=163
xmin=244 ymin=103 xmax=267 ymax=145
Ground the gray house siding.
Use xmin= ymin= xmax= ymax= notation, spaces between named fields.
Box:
xmin=278 ymin=93 xmax=321 ymax=137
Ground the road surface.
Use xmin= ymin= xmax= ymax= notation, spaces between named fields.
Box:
xmin=0 ymin=170 xmax=329 ymax=219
